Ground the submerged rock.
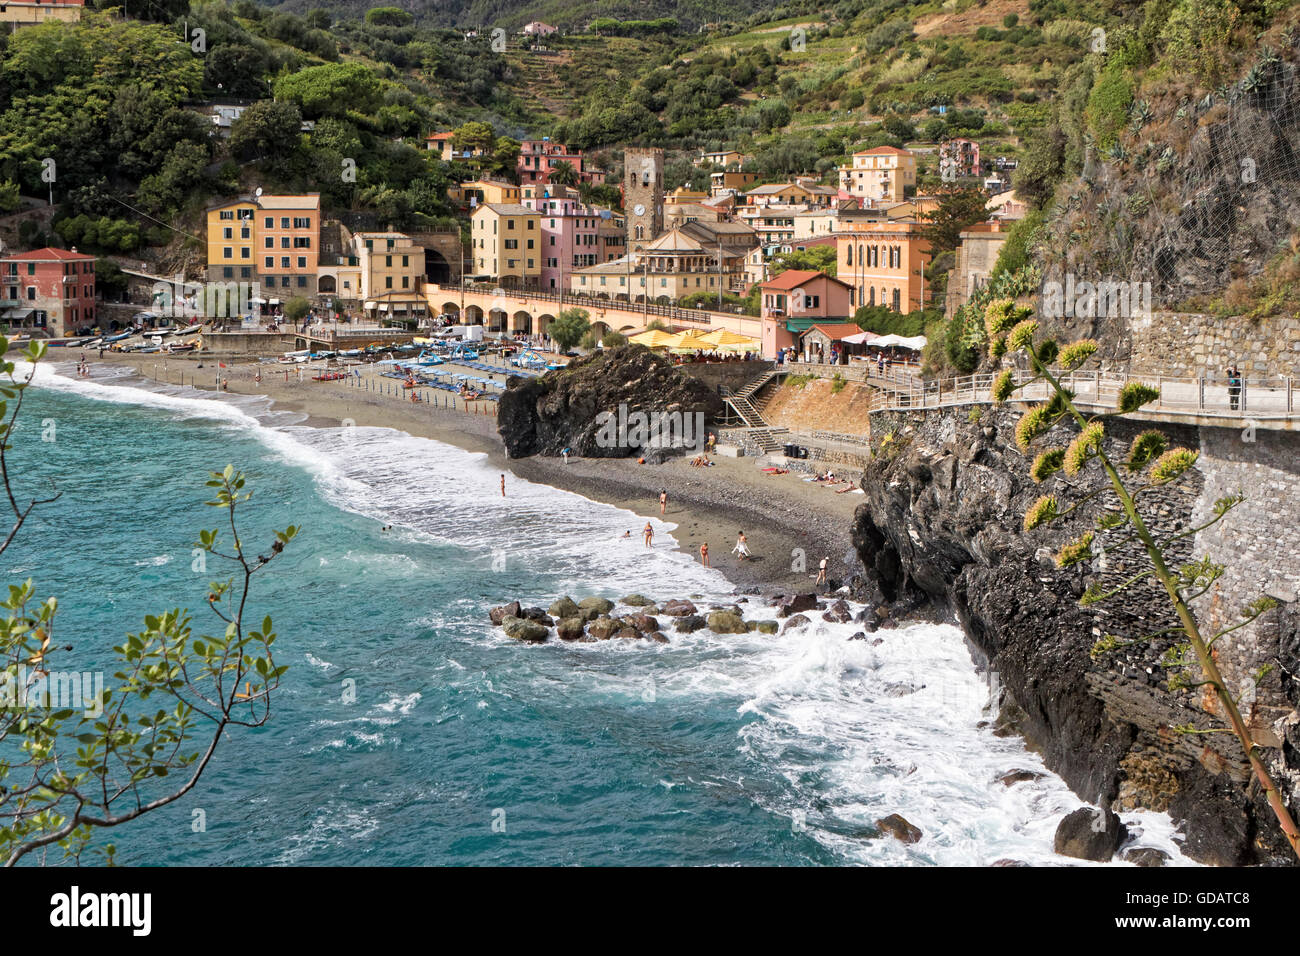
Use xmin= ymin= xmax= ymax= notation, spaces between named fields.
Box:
xmin=1123 ymin=847 xmax=1170 ymax=868
xmin=998 ymin=769 xmax=1045 ymax=787
xmin=621 ymin=593 xmax=654 ymax=607
xmin=1053 ymin=807 xmax=1127 ymax=862
xmin=781 ymin=613 xmax=811 ymax=634
xmin=489 ymin=600 xmax=521 ymax=625
xmin=647 ymin=631 xmax=670 ymax=644
xmin=707 ymin=610 xmax=748 ymax=634
xmin=578 ymin=596 xmax=614 ymax=615
xmin=876 ymin=814 xmax=923 ymax=844
xmin=674 ymin=614 xmax=707 ymax=634
xmin=549 ymin=596 xmax=580 ymax=619
xmin=777 ymin=593 xmax=820 ymax=618
xmin=660 ymin=599 xmax=698 ymax=617
xmin=822 ymin=599 xmax=853 ymax=623
xmin=556 ymin=617 xmax=586 ymax=642
xmin=501 ymin=615 xmax=548 ymax=644
xmin=587 ymin=616 xmax=619 ymax=640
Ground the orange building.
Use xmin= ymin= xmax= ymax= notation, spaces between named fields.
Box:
xmin=836 ymin=222 xmax=932 ymax=313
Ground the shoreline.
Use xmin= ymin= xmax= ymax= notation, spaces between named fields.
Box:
xmin=75 ymin=352 xmax=865 ymax=596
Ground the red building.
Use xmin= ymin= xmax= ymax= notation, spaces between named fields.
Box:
xmin=517 ymin=139 xmax=606 ymax=187
xmin=0 ymin=247 xmax=97 ymax=336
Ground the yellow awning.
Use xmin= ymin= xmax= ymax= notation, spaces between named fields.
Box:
xmin=664 ymin=330 xmax=713 ymax=353
xmin=628 ymin=329 xmax=679 ymax=348
xmin=697 ymin=329 xmax=760 ymax=352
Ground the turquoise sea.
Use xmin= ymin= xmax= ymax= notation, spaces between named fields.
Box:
xmin=5 ymin=363 xmax=1191 ymax=866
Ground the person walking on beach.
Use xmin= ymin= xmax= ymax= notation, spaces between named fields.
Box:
xmin=643 ymin=521 xmax=654 ymax=548
xmin=700 ymin=541 xmax=710 ymax=567
xmin=732 ymin=531 xmax=749 ymax=561
xmin=501 ymin=474 xmax=506 ymax=497
xmin=816 ymin=556 xmax=828 ymax=588
xmin=659 ymin=489 xmax=668 ymax=515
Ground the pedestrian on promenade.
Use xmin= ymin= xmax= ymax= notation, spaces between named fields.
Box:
xmin=1227 ymin=363 xmax=1242 ymax=411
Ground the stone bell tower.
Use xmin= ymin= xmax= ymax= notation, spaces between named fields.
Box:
xmin=624 ymin=147 xmax=664 ymax=247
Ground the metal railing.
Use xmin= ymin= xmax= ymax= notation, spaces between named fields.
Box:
xmin=872 ymin=368 xmax=1298 ymax=421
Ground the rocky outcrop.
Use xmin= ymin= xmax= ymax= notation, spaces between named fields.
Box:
xmin=852 ymin=405 xmax=1299 ymax=865
xmin=1054 ymin=807 xmax=1127 ymax=862
xmin=497 ymin=345 xmax=724 ymax=459
xmin=876 ymin=813 xmax=923 ymax=845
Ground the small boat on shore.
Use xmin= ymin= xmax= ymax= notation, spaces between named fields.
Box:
xmin=279 ymin=349 xmax=310 ymax=364
xmin=312 ymin=371 xmax=349 ymax=382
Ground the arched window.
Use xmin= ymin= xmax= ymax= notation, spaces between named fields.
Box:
xmin=868 ymin=287 xmax=875 ymax=306
xmin=892 ymin=288 xmax=901 ymax=312
xmin=846 ymin=244 xmax=853 ymax=266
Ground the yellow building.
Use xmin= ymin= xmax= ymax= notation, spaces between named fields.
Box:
xmin=352 ymin=232 xmax=427 ymax=319
xmin=461 ymin=180 xmax=522 ymax=207
xmin=837 ymin=147 xmax=917 ymax=204
xmin=1 ymin=0 xmax=83 ymax=26
xmin=569 ymin=227 xmax=746 ymax=302
xmin=206 ymin=192 xmax=321 ymax=300
xmin=471 ymin=204 xmax=541 ymax=286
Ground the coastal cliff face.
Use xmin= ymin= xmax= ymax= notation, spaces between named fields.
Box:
xmin=852 ymin=406 xmax=1300 ymax=865
xmin=497 ymin=345 xmax=724 ymax=459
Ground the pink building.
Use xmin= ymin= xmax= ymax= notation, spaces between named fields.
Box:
xmin=524 ymin=187 xmax=621 ymax=291
xmin=758 ymin=269 xmax=854 ymax=359
xmin=517 ymin=139 xmax=606 ymax=187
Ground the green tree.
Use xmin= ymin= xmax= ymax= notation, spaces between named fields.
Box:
xmin=0 ymin=181 xmax=19 ymax=214
xmin=919 ymin=187 xmax=989 ymax=255
xmin=988 ymin=300 xmax=1300 ymax=863
xmin=273 ymin=62 xmax=384 ymax=119
xmin=365 ymin=7 xmax=413 ymax=26
xmin=549 ymin=308 xmax=591 ymax=351
xmin=0 ymin=343 xmax=296 ymax=865
xmin=770 ymin=246 xmax=837 ymax=277
xmin=283 ymin=296 xmax=311 ymax=324
xmin=228 ymin=100 xmax=303 ymax=165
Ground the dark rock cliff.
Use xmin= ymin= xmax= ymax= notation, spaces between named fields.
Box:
xmin=852 ymin=405 xmax=1298 ymax=865
xmin=497 ymin=344 xmax=724 ymax=459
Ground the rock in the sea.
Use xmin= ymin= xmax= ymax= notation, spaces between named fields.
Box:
xmin=556 ymin=617 xmax=586 ymax=642
xmin=549 ymin=596 xmax=580 ymax=619
xmin=707 ymin=610 xmax=748 ymax=634
xmin=489 ymin=600 xmax=521 ymax=625
xmin=777 ymin=593 xmax=820 ymax=618
xmin=578 ymin=596 xmax=614 ymax=615
xmin=876 ymin=814 xmax=923 ymax=844
xmin=625 ymin=612 xmax=660 ymax=634
xmin=781 ymin=613 xmax=811 ymax=634
xmin=849 ymin=631 xmax=867 ymax=641
xmin=822 ymin=599 xmax=853 ymax=623
xmin=998 ymin=769 xmax=1045 ymax=787
xmin=991 ymin=859 xmax=1030 ymax=867
xmin=613 ymin=627 xmax=640 ymax=640
xmin=647 ymin=631 xmax=669 ymax=644
xmin=660 ymin=599 xmax=698 ymax=617
xmin=621 ymin=594 xmax=654 ymax=607
xmin=497 ymin=345 xmax=725 ymax=459
xmin=587 ymin=616 xmax=619 ymax=640
xmin=1122 ymin=847 xmax=1169 ymax=868
xmin=674 ymin=614 xmax=707 ymax=634
xmin=755 ymin=620 xmax=779 ymax=634
xmin=501 ymin=615 xmax=548 ymax=644
xmin=521 ymin=607 xmax=554 ymax=626
xmin=1053 ymin=807 xmax=1128 ymax=862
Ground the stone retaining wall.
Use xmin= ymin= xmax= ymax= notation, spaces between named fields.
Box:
xmin=1129 ymin=311 xmax=1300 ymax=380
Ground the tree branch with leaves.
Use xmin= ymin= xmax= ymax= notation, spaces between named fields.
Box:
xmin=986 ymin=298 xmax=1300 ymax=863
xmin=0 ymin=338 xmax=297 ymax=866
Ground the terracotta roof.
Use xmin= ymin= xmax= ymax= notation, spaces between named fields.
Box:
xmin=426 ymin=132 xmax=455 ymax=140
xmin=853 ymin=146 xmax=913 ymax=156
xmin=3 ymin=247 xmax=94 ymax=261
xmin=800 ymin=323 xmax=864 ymax=340
xmin=760 ymin=269 xmax=826 ymax=290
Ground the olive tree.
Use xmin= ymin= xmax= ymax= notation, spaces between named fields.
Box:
xmin=0 ymin=339 xmax=296 ymax=865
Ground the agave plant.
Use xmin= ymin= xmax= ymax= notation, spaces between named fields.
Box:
xmin=1128 ymin=99 xmax=1153 ymax=132
xmin=985 ymin=302 xmax=1300 ymax=863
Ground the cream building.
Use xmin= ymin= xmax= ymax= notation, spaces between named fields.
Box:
xmin=471 ymin=204 xmax=541 ymax=286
